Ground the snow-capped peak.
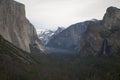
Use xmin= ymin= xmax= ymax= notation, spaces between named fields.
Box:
xmin=37 ymin=27 xmax=65 ymax=45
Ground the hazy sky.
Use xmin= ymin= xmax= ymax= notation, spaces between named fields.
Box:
xmin=15 ymin=0 xmax=120 ymax=30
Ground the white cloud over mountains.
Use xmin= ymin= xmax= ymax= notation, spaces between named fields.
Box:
xmin=15 ymin=0 xmax=120 ymax=30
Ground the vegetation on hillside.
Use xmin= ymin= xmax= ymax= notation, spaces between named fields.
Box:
xmin=0 ymin=35 xmax=120 ymax=80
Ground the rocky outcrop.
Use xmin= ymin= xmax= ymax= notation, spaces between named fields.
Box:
xmin=79 ymin=21 xmax=103 ymax=56
xmin=102 ymin=7 xmax=120 ymax=55
xmin=103 ymin=7 xmax=120 ymax=29
xmin=47 ymin=6 xmax=120 ymax=56
xmin=53 ymin=27 xmax=65 ymax=36
xmin=80 ymin=7 xmax=120 ymax=56
xmin=0 ymin=0 xmax=45 ymax=53
xmin=47 ymin=21 xmax=89 ymax=53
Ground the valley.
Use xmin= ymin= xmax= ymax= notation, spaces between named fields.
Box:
xmin=0 ymin=0 xmax=120 ymax=80
xmin=1 ymin=35 xmax=120 ymax=80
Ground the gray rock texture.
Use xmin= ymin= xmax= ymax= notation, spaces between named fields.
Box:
xmin=47 ymin=21 xmax=88 ymax=52
xmin=80 ymin=7 xmax=120 ymax=56
xmin=47 ymin=7 xmax=120 ymax=56
xmin=0 ymin=0 xmax=45 ymax=53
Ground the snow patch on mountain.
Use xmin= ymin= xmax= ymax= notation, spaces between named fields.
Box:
xmin=37 ymin=27 xmax=65 ymax=45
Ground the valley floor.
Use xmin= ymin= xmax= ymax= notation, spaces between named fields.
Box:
xmin=34 ymin=53 xmax=120 ymax=80
xmin=0 ymin=38 xmax=120 ymax=80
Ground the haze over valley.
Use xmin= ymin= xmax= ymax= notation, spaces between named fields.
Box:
xmin=0 ymin=0 xmax=120 ymax=80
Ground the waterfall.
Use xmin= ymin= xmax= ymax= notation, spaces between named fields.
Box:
xmin=100 ymin=38 xmax=111 ymax=55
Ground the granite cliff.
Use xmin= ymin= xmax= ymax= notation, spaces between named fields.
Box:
xmin=47 ymin=7 xmax=120 ymax=56
xmin=80 ymin=7 xmax=120 ymax=56
xmin=47 ymin=20 xmax=99 ymax=53
xmin=0 ymin=2 xmax=120 ymax=79
xmin=0 ymin=0 xmax=45 ymax=53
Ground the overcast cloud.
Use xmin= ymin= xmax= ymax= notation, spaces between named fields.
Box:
xmin=15 ymin=0 xmax=120 ymax=30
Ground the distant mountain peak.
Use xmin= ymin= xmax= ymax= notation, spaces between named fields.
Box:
xmin=37 ymin=27 xmax=65 ymax=45
xmin=46 ymin=6 xmax=120 ymax=55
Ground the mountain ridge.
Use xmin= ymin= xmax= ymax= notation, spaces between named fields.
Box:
xmin=37 ymin=27 xmax=65 ymax=45
xmin=47 ymin=6 xmax=120 ymax=56
xmin=0 ymin=1 xmax=120 ymax=80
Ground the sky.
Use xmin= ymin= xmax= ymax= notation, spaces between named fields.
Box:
xmin=15 ymin=0 xmax=120 ymax=30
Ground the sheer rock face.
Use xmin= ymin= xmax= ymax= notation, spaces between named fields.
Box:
xmin=103 ymin=7 xmax=120 ymax=29
xmin=79 ymin=21 xmax=103 ymax=56
xmin=0 ymin=0 xmax=45 ymax=53
xmin=47 ymin=7 xmax=120 ymax=56
xmin=47 ymin=21 xmax=89 ymax=53
xmin=103 ymin=7 xmax=120 ymax=55
xmin=80 ymin=7 xmax=120 ymax=56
